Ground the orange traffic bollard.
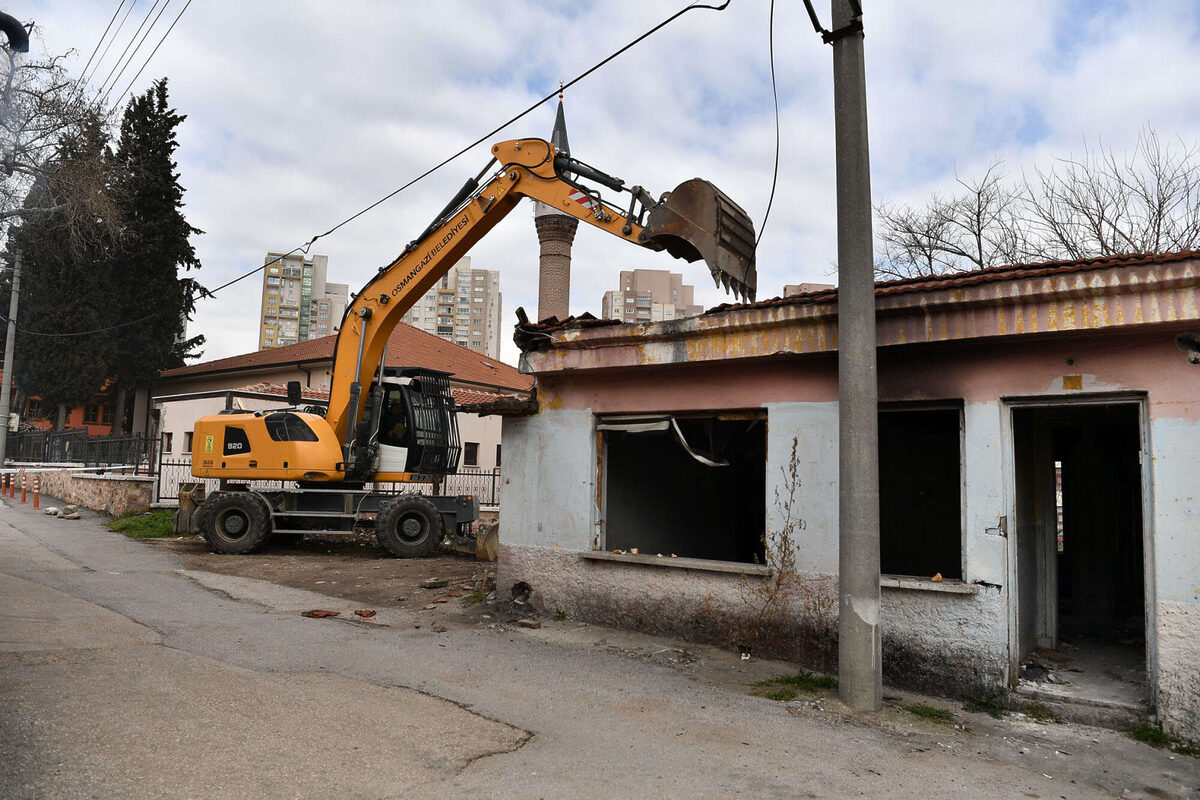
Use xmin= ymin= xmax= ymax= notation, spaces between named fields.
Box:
xmin=19 ymin=471 xmax=26 ymax=504
xmin=32 ymin=474 xmax=39 ymax=510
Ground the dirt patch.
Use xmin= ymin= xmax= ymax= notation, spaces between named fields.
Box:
xmin=148 ymin=534 xmax=491 ymax=617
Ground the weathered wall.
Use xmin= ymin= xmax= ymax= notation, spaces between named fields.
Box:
xmin=1147 ymin=416 xmax=1200 ymax=742
xmin=22 ymin=468 xmax=153 ymax=515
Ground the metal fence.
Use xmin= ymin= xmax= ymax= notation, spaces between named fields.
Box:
xmin=156 ymin=455 xmax=502 ymax=508
xmin=6 ymin=430 xmax=156 ymax=472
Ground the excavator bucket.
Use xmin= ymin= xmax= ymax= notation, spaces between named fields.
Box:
xmin=639 ymin=179 xmax=757 ymax=302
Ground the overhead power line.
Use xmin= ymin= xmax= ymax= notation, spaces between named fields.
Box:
xmin=111 ymin=0 xmax=193 ymax=108
xmin=73 ymin=0 xmax=127 ymax=100
xmin=80 ymin=0 xmax=138 ymax=91
xmin=95 ymin=0 xmax=167 ymax=101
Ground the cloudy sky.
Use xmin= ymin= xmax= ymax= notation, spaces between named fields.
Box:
xmin=23 ymin=0 xmax=1200 ymax=366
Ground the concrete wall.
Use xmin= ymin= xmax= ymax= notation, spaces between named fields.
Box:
xmin=24 ymin=468 xmax=154 ymax=515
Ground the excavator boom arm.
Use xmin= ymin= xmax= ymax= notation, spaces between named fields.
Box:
xmin=325 ymin=138 xmax=756 ymax=454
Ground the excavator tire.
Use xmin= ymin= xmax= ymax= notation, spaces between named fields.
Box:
xmin=375 ymin=494 xmax=443 ymax=558
xmin=201 ymin=492 xmax=272 ymax=555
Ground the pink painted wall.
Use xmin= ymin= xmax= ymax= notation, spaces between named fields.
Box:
xmin=538 ymin=327 xmax=1200 ymax=421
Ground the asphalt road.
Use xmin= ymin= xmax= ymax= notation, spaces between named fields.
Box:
xmin=1 ymin=499 xmax=1196 ymax=799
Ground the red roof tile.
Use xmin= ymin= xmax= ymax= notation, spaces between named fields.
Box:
xmin=163 ymin=323 xmax=532 ymax=391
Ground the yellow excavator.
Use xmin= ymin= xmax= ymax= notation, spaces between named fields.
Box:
xmin=189 ymin=136 xmax=756 ymax=556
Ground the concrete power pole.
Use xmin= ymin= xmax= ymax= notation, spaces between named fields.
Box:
xmin=0 ymin=250 xmax=21 ymax=466
xmin=830 ymin=0 xmax=882 ymax=711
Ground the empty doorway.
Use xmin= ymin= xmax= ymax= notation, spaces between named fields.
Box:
xmin=1012 ymin=400 xmax=1148 ymax=709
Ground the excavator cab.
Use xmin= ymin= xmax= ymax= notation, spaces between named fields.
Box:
xmin=372 ymin=367 xmax=460 ymax=479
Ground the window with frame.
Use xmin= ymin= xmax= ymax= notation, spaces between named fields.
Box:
xmin=878 ymin=405 xmax=963 ymax=580
xmin=495 ymin=443 xmax=501 ymax=467
xmin=463 ymin=442 xmax=479 ymax=466
xmin=183 ymin=432 xmax=194 ymax=454
xmin=600 ymin=413 xmax=766 ymax=563
xmin=162 ymin=432 xmax=173 ymax=453
xmin=84 ymin=404 xmax=101 ymax=424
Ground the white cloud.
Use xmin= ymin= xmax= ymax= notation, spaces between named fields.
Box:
xmin=23 ymin=0 xmax=1200 ymax=366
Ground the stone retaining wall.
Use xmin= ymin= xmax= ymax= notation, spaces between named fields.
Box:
xmin=7 ymin=465 xmax=154 ymax=516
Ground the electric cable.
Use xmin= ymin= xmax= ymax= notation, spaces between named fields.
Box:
xmin=71 ymin=0 xmax=127 ymax=103
xmin=110 ymin=0 xmax=193 ymax=109
xmin=81 ymin=0 xmax=138 ymax=91
xmin=207 ymin=0 xmax=733 ymax=295
xmin=757 ymin=0 xmax=780 ymax=245
xmin=8 ymin=0 xmax=735 ymax=338
xmin=95 ymin=0 xmax=167 ymax=101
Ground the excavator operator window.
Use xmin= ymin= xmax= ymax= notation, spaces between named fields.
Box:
xmin=263 ymin=412 xmax=320 ymax=443
xmin=379 ymin=385 xmax=412 ymax=448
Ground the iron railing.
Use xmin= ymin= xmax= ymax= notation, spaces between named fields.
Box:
xmin=5 ymin=429 xmax=156 ymax=473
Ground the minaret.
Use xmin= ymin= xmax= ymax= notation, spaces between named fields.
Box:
xmin=534 ymin=94 xmax=577 ymax=322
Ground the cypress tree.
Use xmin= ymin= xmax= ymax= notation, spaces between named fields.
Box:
xmin=5 ymin=113 xmax=117 ymax=415
xmin=107 ymin=78 xmax=204 ymax=428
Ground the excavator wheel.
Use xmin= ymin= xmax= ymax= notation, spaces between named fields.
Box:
xmin=375 ymin=494 xmax=444 ymax=558
xmin=201 ymin=492 xmax=272 ymax=555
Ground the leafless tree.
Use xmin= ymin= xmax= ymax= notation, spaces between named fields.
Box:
xmin=0 ymin=34 xmax=119 ymax=249
xmin=875 ymin=129 xmax=1200 ymax=279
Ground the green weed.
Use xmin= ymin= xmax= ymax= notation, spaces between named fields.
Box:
xmin=552 ymin=608 xmax=567 ymax=622
xmin=904 ymin=703 xmax=956 ymax=723
xmin=1022 ymin=703 xmax=1058 ymax=722
xmin=106 ymin=510 xmax=176 ymax=539
xmin=964 ymin=692 xmax=1009 ymax=719
xmin=751 ymin=670 xmax=837 ymax=701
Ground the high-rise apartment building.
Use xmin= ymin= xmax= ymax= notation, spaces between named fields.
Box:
xmin=400 ymin=256 xmax=503 ymax=358
xmin=258 ymin=253 xmax=349 ymax=350
xmin=601 ymin=269 xmax=704 ymax=323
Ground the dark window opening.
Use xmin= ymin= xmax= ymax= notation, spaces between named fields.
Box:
xmin=463 ymin=442 xmax=479 ymax=466
xmin=602 ymin=414 xmax=766 ymax=564
xmin=495 ymin=443 xmax=502 ymax=467
xmin=263 ymin=412 xmax=319 ymax=442
xmin=879 ymin=406 xmax=962 ymax=580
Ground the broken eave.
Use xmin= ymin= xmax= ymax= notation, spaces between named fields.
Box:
xmin=517 ymin=254 xmax=1200 ymax=375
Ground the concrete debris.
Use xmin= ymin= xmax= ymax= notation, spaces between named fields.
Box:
xmin=517 ymin=619 xmax=542 ymax=629
xmin=353 ymin=609 xmax=376 ymax=618
xmin=484 ymin=590 xmax=496 ymax=604
xmin=43 ymin=507 xmax=59 ymax=515
xmin=420 ymin=577 xmax=449 ymax=589
xmin=930 ymin=572 xmax=944 ymax=583
xmin=431 ymin=623 xmax=447 ymax=633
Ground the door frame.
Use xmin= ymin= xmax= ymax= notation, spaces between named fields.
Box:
xmin=1000 ymin=392 xmax=1155 ymax=709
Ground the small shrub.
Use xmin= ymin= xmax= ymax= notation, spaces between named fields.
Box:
xmin=552 ymin=608 xmax=566 ymax=622
xmin=751 ymin=670 xmax=838 ymax=702
xmin=904 ymin=703 xmax=956 ymax=723
xmin=106 ymin=510 xmax=176 ymax=539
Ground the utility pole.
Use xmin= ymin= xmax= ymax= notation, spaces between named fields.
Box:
xmin=830 ymin=0 xmax=882 ymax=711
xmin=0 ymin=250 xmax=21 ymax=466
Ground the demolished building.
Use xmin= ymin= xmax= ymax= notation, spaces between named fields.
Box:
xmin=495 ymin=250 xmax=1200 ymax=742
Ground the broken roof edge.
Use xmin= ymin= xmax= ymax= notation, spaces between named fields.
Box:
xmin=516 ymin=253 xmax=1200 ymax=371
xmin=454 ymin=388 xmax=538 ymax=418
xmin=514 ymin=250 xmax=1200 ymax=353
